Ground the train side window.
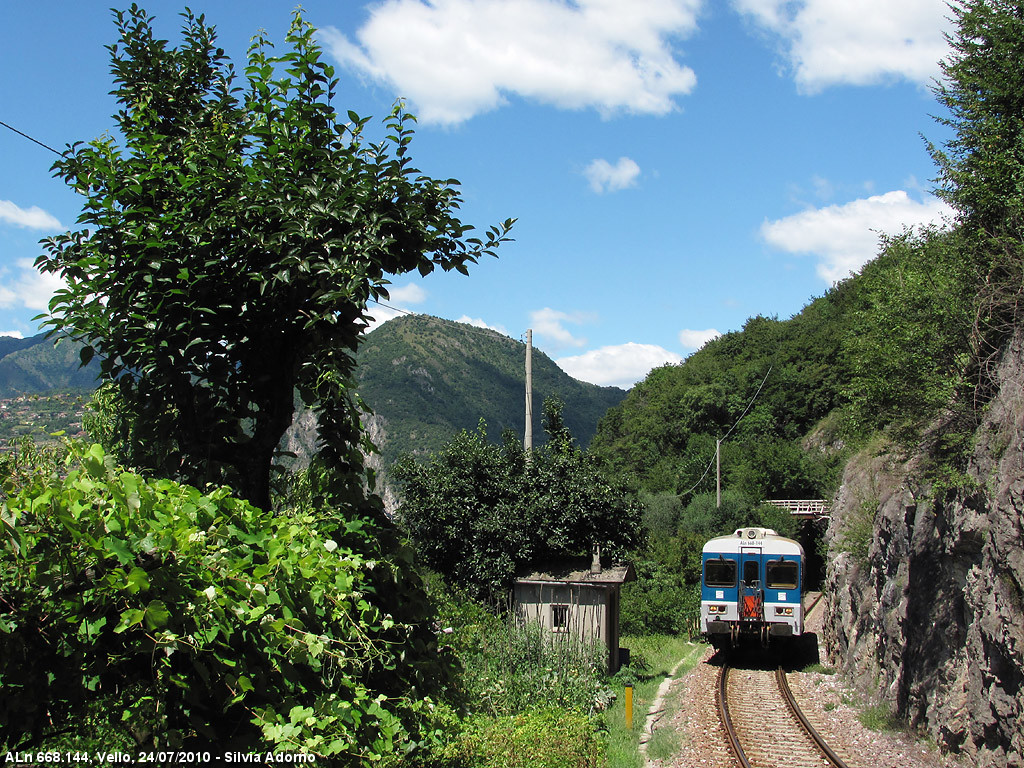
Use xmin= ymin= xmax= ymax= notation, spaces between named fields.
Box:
xmin=704 ymin=559 xmax=736 ymax=587
xmin=743 ymin=560 xmax=760 ymax=585
xmin=766 ymin=560 xmax=798 ymax=590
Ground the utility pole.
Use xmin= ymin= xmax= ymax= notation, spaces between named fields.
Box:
xmin=716 ymin=439 xmax=721 ymax=508
xmin=524 ymin=329 xmax=533 ymax=455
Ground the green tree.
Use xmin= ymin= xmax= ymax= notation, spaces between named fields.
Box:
xmin=393 ymin=424 xmax=530 ymax=602
xmin=394 ymin=400 xmax=642 ymax=603
xmin=842 ymin=228 xmax=974 ymax=434
xmin=929 ymin=0 xmax=1024 ymax=376
xmin=931 ymin=0 xmax=1024 ymax=233
xmin=36 ymin=7 xmax=512 ymax=511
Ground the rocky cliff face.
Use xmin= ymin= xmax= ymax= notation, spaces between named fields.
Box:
xmin=824 ymin=331 xmax=1024 ymax=768
xmin=279 ymin=407 xmax=400 ymax=513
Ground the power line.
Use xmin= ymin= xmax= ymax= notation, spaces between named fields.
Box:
xmin=368 ymin=299 xmax=511 ymax=343
xmin=0 ymin=119 xmax=63 ymax=156
xmin=681 ymin=365 xmax=773 ymax=497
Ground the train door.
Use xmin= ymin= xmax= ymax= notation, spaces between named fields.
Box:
xmin=739 ymin=547 xmax=763 ymax=623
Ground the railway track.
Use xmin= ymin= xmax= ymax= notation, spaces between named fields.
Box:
xmin=718 ymin=660 xmax=850 ymax=768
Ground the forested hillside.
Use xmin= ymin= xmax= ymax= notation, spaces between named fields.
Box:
xmin=590 ymin=226 xmax=972 ymax=503
xmin=0 ymin=334 xmax=100 ymax=397
xmin=351 ymin=314 xmax=626 ymax=466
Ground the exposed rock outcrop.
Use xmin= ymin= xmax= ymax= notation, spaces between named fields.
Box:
xmin=824 ymin=331 xmax=1024 ymax=768
xmin=279 ymin=406 xmax=400 ymax=514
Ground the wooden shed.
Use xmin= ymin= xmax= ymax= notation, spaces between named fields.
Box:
xmin=513 ymin=557 xmax=634 ymax=672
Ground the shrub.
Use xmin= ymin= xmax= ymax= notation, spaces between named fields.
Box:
xmin=458 ymin=620 xmax=612 ymax=718
xmin=620 ymin=580 xmax=699 ymax=637
xmin=0 ymin=443 xmax=452 ymax=761
xmin=434 ymin=709 xmax=604 ymax=768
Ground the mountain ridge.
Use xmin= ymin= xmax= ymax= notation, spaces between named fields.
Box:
xmin=0 ymin=318 xmax=627 ymax=470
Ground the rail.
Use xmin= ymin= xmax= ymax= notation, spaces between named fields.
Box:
xmin=719 ymin=660 xmax=850 ymax=768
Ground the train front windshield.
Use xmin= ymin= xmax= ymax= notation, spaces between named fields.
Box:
xmin=704 ymin=559 xmax=736 ymax=587
xmin=766 ymin=560 xmax=799 ymax=590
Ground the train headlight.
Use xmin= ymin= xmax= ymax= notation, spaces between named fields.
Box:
xmin=708 ymin=605 xmax=727 ymax=614
xmin=775 ymin=607 xmax=793 ymax=616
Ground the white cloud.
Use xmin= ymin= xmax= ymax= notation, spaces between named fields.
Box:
xmin=734 ymin=0 xmax=952 ymax=92
xmin=530 ymin=307 xmax=595 ymax=350
xmin=0 ymin=331 xmax=24 ymax=338
xmin=760 ymin=190 xmax=954 ymax=283
xmin=0 ymin=258 xmax=66 ymax=312
xmin=365 ymin=304 xmax=405 ymax=331
xmin=0 ymin=200 xmax=62 ymax=230
xmin=557 ymin=342 xmax=682 ymax=388
xmin=387 ymin=282 xmax=428 ymax=305
xmin=456 ymin=315 xmax=509 ymax=335
xmin=322 ymin=0 xmax=700 ymax=125
xmin=679 ymin=328 xmax=720 ymax=350
xmin=584 ymin=157 xmax=641 ymax=194
xmin=366 ymin=282 xmax=428 ymax=331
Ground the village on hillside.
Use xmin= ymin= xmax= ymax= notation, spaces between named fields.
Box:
xmin=0 ymin=392 xmax=88 ymax=448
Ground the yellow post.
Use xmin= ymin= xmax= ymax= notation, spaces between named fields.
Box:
xmin=625 ymin=685 xmax=633 ymax=730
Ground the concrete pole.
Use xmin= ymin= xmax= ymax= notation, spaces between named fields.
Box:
xmin=716 ymin=439 xmax=721 ymax=508
xmin=524 ymin=329 xmax=533 ymax=455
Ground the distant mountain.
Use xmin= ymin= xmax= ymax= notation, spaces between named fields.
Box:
xmin=0 ymin=334 xmax=100 ymax=397
xmin=355 ymin=314 xmax=626 ymax=460
xmin=1 ymin=318 xmax=627 ymax=475
xmin=281 ymin=315 xmax=628 ymax=473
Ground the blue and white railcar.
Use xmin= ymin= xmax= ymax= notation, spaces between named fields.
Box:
xmin=700 ymin=527 xmax=804 ymax=647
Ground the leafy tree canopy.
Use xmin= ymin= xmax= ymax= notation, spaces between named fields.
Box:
xmin=929 ymin=0 xmax=1024 ymax=382
xmin=931 ymin=0 xmax=1024 ymax=234
xmin=393 ymin=398 xmax=642 ymax=603
xmin=36 ymin=6 xmax=513 ymax=511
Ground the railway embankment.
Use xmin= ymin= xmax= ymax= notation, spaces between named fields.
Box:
xmin=823 ymin=329 xmax=1024 ymax=767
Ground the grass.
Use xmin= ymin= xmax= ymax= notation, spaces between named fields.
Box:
xmin=858 ymin=703 xmax=906 ymax=732
xmin=603 ymin=635 xmax=706 ymax=768
xmin=801 ymin=662 xmax=836 ymax=675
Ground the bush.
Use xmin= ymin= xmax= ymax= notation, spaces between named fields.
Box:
xmin=458 ymin=620 xmax=612 ymax=718
xmin=620 ymin=580 xmax=699 ymax=637
xmin=433 ymin=709 xmax=604 ymax=768
xmin=1 ymin=442 xmax=452 ymax=761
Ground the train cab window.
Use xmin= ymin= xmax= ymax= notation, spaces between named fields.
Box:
xmin=742 ymin=560 xmax=760 ymax=585
xmin=766 ymin=560 xmax=798 ymax=590
xmin=704 ymin=559 xmax=736 ymax=588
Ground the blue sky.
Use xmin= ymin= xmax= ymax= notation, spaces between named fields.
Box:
xmin=0 ymin=0 xmax=957 ymax=388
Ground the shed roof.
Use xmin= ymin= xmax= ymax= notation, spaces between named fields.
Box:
xmin=515 ymin=558 xmax=634 ymax=587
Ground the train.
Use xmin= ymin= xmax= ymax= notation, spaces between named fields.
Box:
xmin=699 ymin=527 xmax=805 ymax=647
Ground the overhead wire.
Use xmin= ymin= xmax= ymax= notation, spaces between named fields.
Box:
xmin=368 ymin=298 xmax=513 ymax=343
xmin=0 ymin=119 xmax=63 ymax=156
xmin=681 ymin=365 xmax=773 ymax=497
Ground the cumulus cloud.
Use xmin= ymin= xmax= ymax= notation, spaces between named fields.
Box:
xmin=760 ymin=190 xmax=954 ymax=283
xmin=734 ymin=0 xmax=952 ymax=92
xmin=0 ymin=258 xmax=66 ymax=312
xmin=366 ymin=281 xmax=427 ymax=331
xmin=530 ymin=307 xmax=595 ymax=350
xmin=679 ymin=328 xmax=721 ymax=350
xmin=0 ymin=331 xmax=24 ymax=338
xmin=322 ymin=0 xmax=700 ymax=124
xmin=456 ymin=315 xmax=509 ymax=335
xmin=387 ymin=283 xmax=428 ymax=304
xmin=0 ymin=200 xmax=62 ymax=230
xmin=557 ymin=342 xmax=682 ymax=388
xmin=584 ymin=157 xmax=641 ymax=194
